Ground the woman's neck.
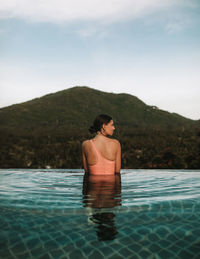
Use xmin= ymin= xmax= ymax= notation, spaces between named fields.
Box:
xmin=96 ymin=132 xmax=107 ymax=138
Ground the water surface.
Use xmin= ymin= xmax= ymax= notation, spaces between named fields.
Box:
xmin=0 ymin=169 xmax=200 ymax=258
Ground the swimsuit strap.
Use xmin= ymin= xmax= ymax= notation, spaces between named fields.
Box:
xmin=90 ymin=139 xmax=115 ymax=162
xmin=90 ymin=139 xmax=101 ymax=157
xmin=88 ymin=140 xmax=115 ymax=175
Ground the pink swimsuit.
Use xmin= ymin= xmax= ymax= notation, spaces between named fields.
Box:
xmin=88 ymin=140 xmax=115 ymax=175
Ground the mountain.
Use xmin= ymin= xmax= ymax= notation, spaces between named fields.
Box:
xmin=0 ymin=86 xmax=198 ymax=133
xmin=0 ymin=86 xmax=199 ymax=169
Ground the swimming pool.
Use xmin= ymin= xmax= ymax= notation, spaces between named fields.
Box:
xmin=0 ymin=169 xmax=200 ymax=258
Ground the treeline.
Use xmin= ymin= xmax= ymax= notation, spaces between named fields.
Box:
xmin=1 ymin=87 xmax=199 ymax=169
xmin=0 ymin=127 xmax=199 ymax=169
xmin=118 ymin=128 xmax=200 ymax=169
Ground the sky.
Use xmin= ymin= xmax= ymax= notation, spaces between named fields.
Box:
xmin=0 ymin=0 xmax=200 ymax=120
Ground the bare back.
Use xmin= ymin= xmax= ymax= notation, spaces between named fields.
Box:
xmin=82 ymin=136 xmax=121 ymax=174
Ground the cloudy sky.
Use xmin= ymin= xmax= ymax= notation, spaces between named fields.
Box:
xmin=0 ymin=0 xmax=200 ymax=119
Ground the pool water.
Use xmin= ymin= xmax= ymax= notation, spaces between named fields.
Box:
xmin=0 ymin=169 xmax=200 ymax=259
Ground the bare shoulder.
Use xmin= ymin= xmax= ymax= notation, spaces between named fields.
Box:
xmin=110 ymin=138 xmax=121 ymax=146
xmin=82 ymin=140 xmax=90 ymax=148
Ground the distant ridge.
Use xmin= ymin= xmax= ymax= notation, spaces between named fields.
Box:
xmin=0 ymin=86 xmax=197 ymax=132
xmin=0 ymin=86 xmax=199 ymax=169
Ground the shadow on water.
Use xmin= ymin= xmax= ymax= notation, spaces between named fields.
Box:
xmin=82 ymin=173 xmax=121 ymax=241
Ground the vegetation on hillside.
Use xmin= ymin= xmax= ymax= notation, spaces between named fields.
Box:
xmin=0 ymin=86 xmax=199 ymax=169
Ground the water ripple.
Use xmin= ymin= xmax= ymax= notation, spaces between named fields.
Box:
xmin=0 ymin=169 xmax=200 ymax=210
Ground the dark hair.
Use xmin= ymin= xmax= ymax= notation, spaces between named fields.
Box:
xmin=89 ymin=114 xmax=112 ymax=134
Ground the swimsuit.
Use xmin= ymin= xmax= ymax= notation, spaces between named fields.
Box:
xmin=88 ymin=140 xmax=115 ymax=175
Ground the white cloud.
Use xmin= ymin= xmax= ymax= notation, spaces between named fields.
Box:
xmin=0 ymin=0 xmax=190 ymax=24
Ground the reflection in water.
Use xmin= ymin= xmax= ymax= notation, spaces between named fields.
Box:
xmin=82 ymin=174 xmax=121 ymax=241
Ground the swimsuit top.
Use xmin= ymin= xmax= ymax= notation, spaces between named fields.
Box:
xmin=88 ymin=140 xmax=115 ymax=175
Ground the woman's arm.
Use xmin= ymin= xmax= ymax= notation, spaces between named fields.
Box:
xmin=82 ymin=142 xmax=89 ymax=173
xmin=115 ymin=141 xmax=121 ymax=173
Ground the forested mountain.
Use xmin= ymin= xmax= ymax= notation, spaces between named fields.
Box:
xmin=0 ymin=86 xmax=199 ymax=169
xmin=0 ymin=86 xmax=197 ymax=131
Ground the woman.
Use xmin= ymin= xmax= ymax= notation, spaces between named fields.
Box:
xmin=82 ymin=173 xmax=121 ymax=241
xmin=82 ymin=114 xmax=121 ymax=175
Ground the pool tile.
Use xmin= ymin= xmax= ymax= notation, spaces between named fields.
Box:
xmin=38 ymin=252 xmax=52 ymax=259
xmin=1 ymin=170 xmax=200 ymax=258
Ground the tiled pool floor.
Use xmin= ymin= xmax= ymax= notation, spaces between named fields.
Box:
xmin=1 ymin=169 xmax=200 ymax=258
xmin=1 ymin=201 xmax=200 ymax=259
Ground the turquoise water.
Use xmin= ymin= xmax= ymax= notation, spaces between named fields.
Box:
xmin=0 ymin=169 xmax=200 ymax=258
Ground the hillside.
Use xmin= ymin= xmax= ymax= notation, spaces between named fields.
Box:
xmin=0 ymin=86 xmax=199 ymax=169
xmin=0 ymin=86 xmax=198 ymax=132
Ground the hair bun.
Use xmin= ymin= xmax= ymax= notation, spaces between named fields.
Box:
xmin=88 ymin=125 xmax=96 ymax=134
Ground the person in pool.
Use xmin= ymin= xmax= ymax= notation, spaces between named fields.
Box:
xmin=82 ymin=114 xmax=121 ymax=175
